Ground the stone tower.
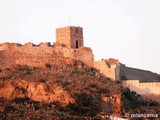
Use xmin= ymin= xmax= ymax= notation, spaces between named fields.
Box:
xmin=56 ymin=26 xmax=83 ymax=48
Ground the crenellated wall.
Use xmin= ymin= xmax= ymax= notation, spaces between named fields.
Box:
xmin=0 ymin=42 xmax=61 ymax=69
xmin=122 ymin=80 xmax=160 ymax=95
xmin=0 ymin=42 xmax=94 ymax=69
xmin=0 ymin=25 xmax=160 ymax=96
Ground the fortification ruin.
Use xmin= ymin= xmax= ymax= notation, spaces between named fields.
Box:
xmin=94 ymin=58 xmax=120 ymax=81
xmin=0 ymin=26 xmax=94 ymax=69
xmin=56 ymin=26 xmax=83 ymax=48
xmin=122 ymin=80 xmax=160 ymax=95
xmin=93 ymin=57 xmax=160 ymax=95
xmin=0 ymin=26 xmax=160 ymax=95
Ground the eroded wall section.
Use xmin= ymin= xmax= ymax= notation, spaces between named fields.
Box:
xmin=94 ymin=59 xmax=120 ymax=80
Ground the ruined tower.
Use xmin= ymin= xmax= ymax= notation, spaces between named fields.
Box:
xmin=56 ymin=26 xmax=83 ymax=48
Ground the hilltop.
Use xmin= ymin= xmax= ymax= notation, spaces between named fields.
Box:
xmin=0 ymin=58 xmax=159 ymax=119
xmin=0 ymin=26 xmax=160 ymax=97
xmin=0 ymin=26 xmax=160 ymax=119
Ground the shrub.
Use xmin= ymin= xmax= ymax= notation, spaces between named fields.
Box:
xmin=89 ymin=83 xmax=98 ymax=88
xmin=62 ymin=81 xmax=70 ymax=87
xmin=97 ymin=88 xmax=110 ymax=94
xmin=50 ymin=101 xmax=64 ymax=111
xmin=6 ymin=68 xmax=11 ymax=71
xmin=39 ymin=79 xmax=46 ymax=83
xmin=45 ymin=63 xmax=51 ymax=69
xmin=12 ymin=97 xmax=30 ymax=104
xmin=0 ymin=97 xmax=5 ymax=104
xmin=67 ymin=92 xmax=102 ymax=116
xmin=4 ymin=105 xmax=17 ymax=112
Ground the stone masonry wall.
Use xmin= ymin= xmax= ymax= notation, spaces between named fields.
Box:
xmin=56 ymin=26 xmax=83 ymax=48
xmin=56 ymin=27 xmax=71 ymax=47
xmin=70 ymin=47 xmax=94 ymax=67
xmin=122 ymin=80 xmax=160 ymax=95
xmin=0 ymin=43 xmax=66 ymax=69
xmin=94 ymin=60 xmax=117 ymax=80
xmin=70 ymin=27 xmax=83 ymax=48
xmin=120 ymin=64 xmax=160 ymax=82
xmin=0 ymin=42 xmax=94 ymax=69
xmin=53 ymin=44 xmax=94 ymax=67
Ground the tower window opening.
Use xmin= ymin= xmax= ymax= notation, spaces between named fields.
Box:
xmin=76 ymin=40 xmax=78 ymax=48
xmin=76 ymin=29 xmax=78 ymax=33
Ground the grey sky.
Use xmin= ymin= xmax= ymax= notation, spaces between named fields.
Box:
xmin=0 ymin=0 xmax=160 ymax=73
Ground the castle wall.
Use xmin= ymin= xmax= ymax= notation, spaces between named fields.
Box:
xmin=122 ymin=80 xmax=160 ymax=95
xmin=51 ymin=44 xmax=94 ymax=67
xmin=0 ymin=26 xmax=92 ymax=69
xmin=0 ymin=42 xmax=94 ymax=69
xmin=94 ymin=60 xmax=118 ymax=80
xmin=120 ymin=64 xmax=160 ymax=82
xmin=14 ymin=47 xmax=57 ymax=67
xmin=70 ymin=47 xmax=94 ymax=67
xmin=0 ymin=43 xmax=70 ymax=69
xmin=115 ymin=67 xmax=120 ymax=80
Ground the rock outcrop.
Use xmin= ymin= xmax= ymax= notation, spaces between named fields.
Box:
xmin=0 ymin=80 xmax=74 ymax=105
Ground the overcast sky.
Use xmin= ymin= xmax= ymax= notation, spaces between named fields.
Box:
xmin=0 ymin=0 xmax=160 ymax=73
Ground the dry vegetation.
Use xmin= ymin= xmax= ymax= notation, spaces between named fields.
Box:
xmin=0 ymin=59 xmax=159 ymax=119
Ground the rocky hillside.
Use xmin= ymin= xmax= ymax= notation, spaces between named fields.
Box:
xmin=0 ymin=59 xmax=159 ymax=119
